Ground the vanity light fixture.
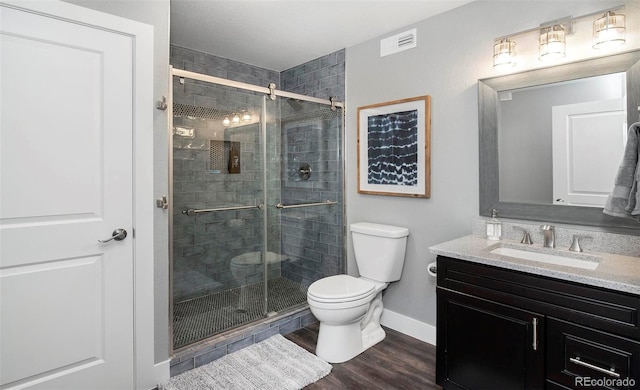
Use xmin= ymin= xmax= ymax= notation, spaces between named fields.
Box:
xmin=232 ymin=113 xmax=240 ymax=124
xmin=493 ymin=38 xmax=517 ymax=68
xmin=222 ymin=116 xmax=230 ymax=127
xmin=241 ymin=110 xmax=251 ymax=122
xmin=491 ymin=6 xmax=625 ymax=69
xmin=593 ymin=11 xmax=626 ymax=49
xmin=539 ymin=24 xmax=566 ymax=61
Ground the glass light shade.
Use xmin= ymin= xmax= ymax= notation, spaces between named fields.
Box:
xmin=493 ymin=38 xmax=516 ymax=68
xmin=222 ymin=116 xmax=230 ymax=127
xmin=593 ymin=11 xmax=625 ymax=49
xmin=539 ymin=25 xmax=566 ymax=61
xmin=242 ymin=111 xmax=251 ymax=122
xmin=232 ymin=113 xmax=240 ymax=124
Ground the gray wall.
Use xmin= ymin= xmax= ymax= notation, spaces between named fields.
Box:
xmin=345 ymin=0 xmax=636 ymax=327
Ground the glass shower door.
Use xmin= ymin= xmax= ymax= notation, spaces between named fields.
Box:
xmin=170 ymin=74 xmax=344 ymax=350
xmin=269 ymin=98 xmax=344 ymax=310
xmin=171 ymin=85 xmax=271 ymax=349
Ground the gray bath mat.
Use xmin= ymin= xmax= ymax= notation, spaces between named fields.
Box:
xmin=159 ymin=334 xmax=331 ymax=390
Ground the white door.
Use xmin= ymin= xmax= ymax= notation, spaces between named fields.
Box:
xmin=1 ymin=3 xmax=141 ymax=389
xmin=552 ymin=99 xmax=627 ymax=207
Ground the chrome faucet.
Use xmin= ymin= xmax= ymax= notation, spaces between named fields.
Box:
xmin=540 ymin=225 xmax=555 ymax=248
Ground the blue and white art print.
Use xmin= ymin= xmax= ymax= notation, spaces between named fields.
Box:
xmin=358 ymin=96 xmax=431 ymax=198
xmin=367 ymin=109 xmax=418 ymax=186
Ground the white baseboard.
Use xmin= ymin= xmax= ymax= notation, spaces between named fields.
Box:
xmin=380 ymin=309 xmax=436 ymax=346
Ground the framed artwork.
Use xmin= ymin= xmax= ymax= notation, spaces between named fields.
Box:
xmin=357 ymin=95 xmax=431 ymax=198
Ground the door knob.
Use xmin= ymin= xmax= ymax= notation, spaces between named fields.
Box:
xmin=98 ymin=228 xmax=127 ymax=243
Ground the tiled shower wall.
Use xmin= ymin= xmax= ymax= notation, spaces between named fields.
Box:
xmin=278 ymin=117 xmax=344 ymax=288
xmin=279 ymin=51 xmax=346 ymax=287
xmin=169 ymin=45 xmax=345 ymax=301
xmin=280 ymin=50 xmax=345 ymax=100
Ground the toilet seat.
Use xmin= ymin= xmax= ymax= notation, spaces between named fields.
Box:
xmin=307 ymin=274 xmax=376 ymax=303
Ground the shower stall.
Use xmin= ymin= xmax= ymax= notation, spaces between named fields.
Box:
xmin=169 ymin=68 xmax=344 ymax=350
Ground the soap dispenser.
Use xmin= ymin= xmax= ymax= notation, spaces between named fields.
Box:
xmin=486 ymin=209 xmax=502 ymax=240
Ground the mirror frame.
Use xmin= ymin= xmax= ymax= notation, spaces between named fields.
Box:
xmin=479 ymin=49 xmax=640 ymax=232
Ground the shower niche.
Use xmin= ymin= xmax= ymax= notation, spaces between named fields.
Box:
xmin=209 ymin=140 xmax=241 ymax=174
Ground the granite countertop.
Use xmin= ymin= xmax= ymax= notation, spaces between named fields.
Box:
xmin=429 ymin=235 xmax=640 ymax=295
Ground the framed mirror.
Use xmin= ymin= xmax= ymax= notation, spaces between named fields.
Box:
xmin=479 ymin=50 xmax=640 ymax=232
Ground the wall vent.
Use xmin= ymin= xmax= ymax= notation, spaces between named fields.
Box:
xmin=380 ymin=28 xmax=417 ymax=57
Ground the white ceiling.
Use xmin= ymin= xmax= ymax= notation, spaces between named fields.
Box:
xmin=170 ymin=0 xmax=474 ymax=71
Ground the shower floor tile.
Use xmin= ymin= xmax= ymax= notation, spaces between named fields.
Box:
xmin=173 ymin=277 xmax=307 ymax=349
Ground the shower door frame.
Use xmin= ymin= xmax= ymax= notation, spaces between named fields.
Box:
xmin=168 ymin=66 xmax=345 ymax=353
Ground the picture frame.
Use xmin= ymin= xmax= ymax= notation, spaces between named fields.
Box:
xmin=357 ymin=95 xmax=431 ymax=198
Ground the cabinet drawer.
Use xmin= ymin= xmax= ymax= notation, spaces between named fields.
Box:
xmin=547 ymin=318 xmax=640 ymax=390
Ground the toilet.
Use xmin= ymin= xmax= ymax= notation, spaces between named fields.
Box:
xmin=307 ymin=222 xmax=409 ymax=363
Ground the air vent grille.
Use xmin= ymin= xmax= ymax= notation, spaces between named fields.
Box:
xmin=380 ymin=28 xmax=417 ymax=57
xmin=398 ymin=33 xmax=415 ymax=47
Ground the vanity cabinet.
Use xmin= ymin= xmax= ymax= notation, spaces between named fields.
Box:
xmin=436 ymin=256 xmax=640 ymax=390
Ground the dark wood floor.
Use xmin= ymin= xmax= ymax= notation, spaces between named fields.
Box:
xmin=285 ymin=322 xmax=441 ymax=390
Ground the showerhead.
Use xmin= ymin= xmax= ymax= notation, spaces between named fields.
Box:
xmin=286 ymin=98 xmax=303 ymax=111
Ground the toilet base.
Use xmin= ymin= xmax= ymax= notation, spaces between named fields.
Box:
xmin=313 ymin=292 xmax=388 ymax=363
xmin=315 ymin=321 xmax=386 ymax=363
xmin=316 ymin=321 xmax=364 ymax=363
xmin=362 ymin=321 xmax=386 ymax=350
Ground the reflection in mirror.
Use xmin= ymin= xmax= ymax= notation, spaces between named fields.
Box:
xmin=479 ymin=50 xmax=640 ymax=231
xmin=498 ymin=73 xmax=627 ymax=207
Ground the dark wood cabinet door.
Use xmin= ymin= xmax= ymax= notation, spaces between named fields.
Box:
xmin=437 ymin=289 xmax=545 ymax=390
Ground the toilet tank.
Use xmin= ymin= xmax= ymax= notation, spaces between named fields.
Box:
xmin=350 ymin=222 xmax=409 ymax=282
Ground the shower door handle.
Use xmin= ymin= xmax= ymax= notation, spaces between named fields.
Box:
xmin=98 ymin=228 xmax=128 ymax=243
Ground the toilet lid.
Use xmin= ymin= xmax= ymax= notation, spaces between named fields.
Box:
xmin=307 ymin=275 xmax=376 ymax=302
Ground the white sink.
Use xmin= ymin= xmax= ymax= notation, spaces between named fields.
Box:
xmin=490 ymin=247 xmax=599 ymax=270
